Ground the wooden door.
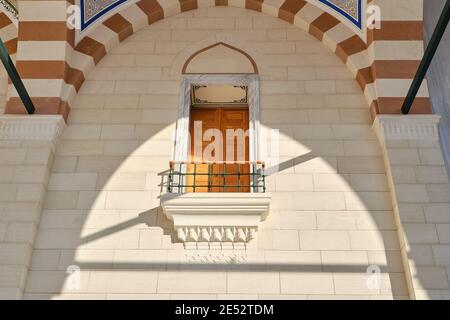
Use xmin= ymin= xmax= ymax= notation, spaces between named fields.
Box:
xmin=188 ymin=106 xmax=249 ymax=192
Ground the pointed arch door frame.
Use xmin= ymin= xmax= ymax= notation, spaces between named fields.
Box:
xmin=172 ymin=74 xmax=261 ymax=164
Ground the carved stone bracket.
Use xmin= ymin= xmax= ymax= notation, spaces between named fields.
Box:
xmin=176 ymin=226 xmax=257 ymax=243
xmin=160 ymin=193 xmax=271 ymax=243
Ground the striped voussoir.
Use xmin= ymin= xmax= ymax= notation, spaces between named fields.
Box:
xmin=5 ymin=0 xmax=431 ymax=121
xmin=0 ymin=12 xmax=18 ymax=54
xmin=67 ymin=0 xmax=375 ymax=119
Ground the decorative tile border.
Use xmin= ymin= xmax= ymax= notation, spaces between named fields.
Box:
xmin=78 ymin=0 xmax=363 ymax=32
xmin=318 ymin=0 xmax=362 ymax=29
xmin=81 ymin=0 xmax=128 ymax=31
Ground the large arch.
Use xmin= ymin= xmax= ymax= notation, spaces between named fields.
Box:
xmin=69 ymin=0 xmax=374 ymax=109
xmin=5 ymin=0 xmax=432 ymax=121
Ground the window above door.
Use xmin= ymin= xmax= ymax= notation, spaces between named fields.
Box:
xmin=191 ymin=85 xmax=248 ymax=105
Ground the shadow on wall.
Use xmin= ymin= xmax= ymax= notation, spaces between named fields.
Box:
xmin=72 ymin=157 xmax=398 ymax=276
xmin=424 ymin=0 xmax=450 ymax=179
xmin=33 ymin=129 xmax=409 ymax=298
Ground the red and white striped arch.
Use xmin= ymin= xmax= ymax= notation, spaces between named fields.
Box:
xmin=4 ymin=0 xmax=431 ymax=121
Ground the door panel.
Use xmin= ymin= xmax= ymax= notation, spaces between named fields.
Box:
xmin=188 ymin=106 xmax=250 ymax=192
xmin=188 ymin=108 xmax=220 ymax=192
xmin=220 ymin=108 xmax=249 ymax=192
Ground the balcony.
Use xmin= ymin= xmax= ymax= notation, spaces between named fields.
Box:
xmin=160 ymin=161 xmax=271 ymax=244
xmin=167 ymin=161 xmax=266 ymax=193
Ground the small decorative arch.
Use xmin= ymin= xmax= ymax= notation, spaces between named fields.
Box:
xmin=174 ymin=41 xmax=261 ymax=165
xmin=182 ymin=42 xmax=259 ymax=74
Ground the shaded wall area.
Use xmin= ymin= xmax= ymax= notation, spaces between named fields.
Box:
xmin=0 ymin=67 xmax=6 ymax=114
xmin=424 ymin=0 xmax=450 ymax=177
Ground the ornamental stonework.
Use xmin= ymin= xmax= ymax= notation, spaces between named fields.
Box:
xmin=327 ymin=0 xmax=359 ymax=21
xmin=82 ymin=0 xmax=126 ymax=29
xmin=79 ymin=0 xmax=363 ymax=31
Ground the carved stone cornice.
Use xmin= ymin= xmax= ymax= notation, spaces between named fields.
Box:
xmin=160 ymin=193 xmax=271 ymax=243
xmin=373 ymin=115 xmax=442 ymax=142
xmin=0 ymin=115 xmax=65 ymax=141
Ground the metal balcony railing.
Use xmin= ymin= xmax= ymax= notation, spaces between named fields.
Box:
xmin=168 ymin=161 xmax=266 ymax=193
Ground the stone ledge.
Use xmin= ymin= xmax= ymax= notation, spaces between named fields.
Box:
xmin=160 ymin=192 xmax=271 ymax=243
xmin=373 ymin=115 xmax=442 ymax=142
xmin=0 ymin=115 xmax=65 ymax=141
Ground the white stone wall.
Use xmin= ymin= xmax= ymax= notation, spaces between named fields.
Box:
xmin=24 ymin=7 xmax=408 ymax=299
xmin=0 ymin=114 xmax=64 ymax=299
xmin=0 ymin=140 xmax=51 ymax=299
xmin=374 ymin=115 xmax=450 ymax=299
